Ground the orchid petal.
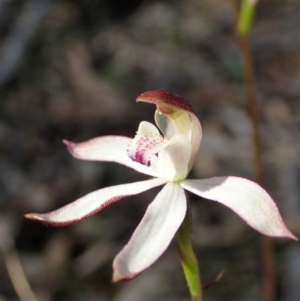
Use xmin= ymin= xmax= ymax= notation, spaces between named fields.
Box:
xmin=128 ymin=121 xmax=191 ymax=181
xmin=154 ymin=108 xmax=193 ymax=142
xmin=157 ymin=134 xmax=191 ymax=181
xmin=63 ymin=136 xmax=159 ymax=177
xmin=137 ymin=90 xmax=202 ymax=172
xmin=112 ymin=182 xmax=186 ymax=282
xmin=128 ymin=121 xmax=164 ymax=167
xmin=181 ymin=177 xmax=297 ymax=240
xmin=25 ymin=178 xmax=167 ymax=226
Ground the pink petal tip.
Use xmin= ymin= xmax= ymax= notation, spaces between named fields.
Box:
xmin=62 ymin=139 xmax=76 ymax=155
xmin=112 ymin=270 xmax=141 ymax=283
xmin=24 ymin=212 xmax=78 ymax=227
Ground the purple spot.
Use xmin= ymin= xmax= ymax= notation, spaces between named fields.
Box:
xmin=135 ymin=151 xmax=144 ymax=164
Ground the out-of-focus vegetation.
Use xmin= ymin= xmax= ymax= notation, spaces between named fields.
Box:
xmin=0 ymin=0 xmax=299 ymax=300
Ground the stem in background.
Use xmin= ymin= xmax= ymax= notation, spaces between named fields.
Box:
xmin=240 ymin=33 xmax=276 ymax=301
xmin=176 ymin=210 xmax=203 ymax=301
xmin=230 ymin=1 xmax=276 ymax=301
xmin=1 ymin=236 xmax=39 ymax=301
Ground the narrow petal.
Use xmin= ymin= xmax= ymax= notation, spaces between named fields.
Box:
xmin=25 ymin=178 xmax=166 ymax=226
xmin=112 ymin=182 xmax=187 ymax=282
xmin=181 ymin=177 xmax=297 ymax=240
xmin=63 ymin=136 xmax=159 ymax=177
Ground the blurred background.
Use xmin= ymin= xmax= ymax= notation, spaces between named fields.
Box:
xmin=0 ymin=0 xmax=299 ymax=300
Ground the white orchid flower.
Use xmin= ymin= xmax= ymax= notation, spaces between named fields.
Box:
xmin=25 ymin=90 xmax=297 ymax=282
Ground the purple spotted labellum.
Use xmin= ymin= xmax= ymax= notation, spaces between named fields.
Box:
xmin=25 ymin=90 xmax=297 ymax=282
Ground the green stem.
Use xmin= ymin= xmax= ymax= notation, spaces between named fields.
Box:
xmin=238 ymin=0 xmax=257 ymax=36
xmin=176 ymin=212 xmax=203 ymax=301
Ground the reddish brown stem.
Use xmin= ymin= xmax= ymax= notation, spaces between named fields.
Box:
xmin=230 ymin=1 xmax=276 ymax=301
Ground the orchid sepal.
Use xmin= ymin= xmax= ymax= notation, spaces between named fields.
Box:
xmin=63 ymin=136 xmax=159 ymax=177
xmin=24 ymin=178 xmax=167 ymax=227
xmin=181 ymin=176 xmax=297 ymax=240
xmin=112 ymin=182 xmax=187 ymax=282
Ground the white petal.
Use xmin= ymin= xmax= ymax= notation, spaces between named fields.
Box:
xmin=154 ymin=110 xmax=201 ymax=173
xmin=157 ymin=134 xmax=191 ymax=181
xmin=113 ymin=182 xmax=187 ymax=281
xmin=189 ymin=114 xmax=202 ymax=171
xmin=63 ymin=136 xmax=159 ymax=177
xmin=154 ymin=110 xmax=177 ymax=138
xmin=181 ymin=177 xmax=297 ymax=240
xmin=25 ymin=178 xmax=166 ymax=226
xmin=128 ymin=121 xmax=164 ymax=167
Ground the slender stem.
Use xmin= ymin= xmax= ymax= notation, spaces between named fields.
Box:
xmin=239 ymin=33 xmax=263 ymax=184
xmin=238 ymin=0 xmax=257 ymax=35
xmin=239 ymin=27 xmax=276 ymax=301
xmin=176 ymin=211 xmax=203 ymax=301
xmin=230 ymin=1 xmax=276 ymax=301
xmin=1 ymin=235 xmax=39 ymax=301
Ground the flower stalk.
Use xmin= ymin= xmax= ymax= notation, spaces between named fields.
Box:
xmin=238 ymin=0 xmax=258 ymax=36
xmin=230 ymin=1 xmax=276 ymax=300
xmin=176 ymin=210 xmax=203 ymax=301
